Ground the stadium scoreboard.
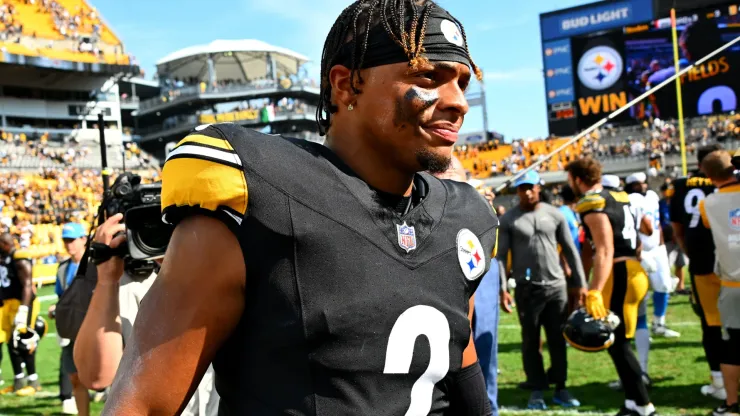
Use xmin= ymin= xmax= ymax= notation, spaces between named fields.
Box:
xmin=540 ymin=0 xmax=740 ymax=136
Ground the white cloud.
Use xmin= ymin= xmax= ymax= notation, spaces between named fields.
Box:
xmin=484 ymin=67 xmax=542 ymax=83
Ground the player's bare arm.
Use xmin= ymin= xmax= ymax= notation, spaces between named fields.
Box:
xmin=16 ymin=259 xmax=33 ymax=308
xmin=102 ymin=216 xmax=245 ymax=415
xmin=581 ymin=241 xmax=594 ymax=282
xmin=639 ymin=216 xmax=653 ymax=236
xmin=75 ymin=214 xmax=127 ymax=389
xmin=584 ymin=212 xmax=614 ymax=293
xmin=462 ymin=296 xmax=478 ymax=368
xmin=671 ymin=222 xmax=687 ymax=253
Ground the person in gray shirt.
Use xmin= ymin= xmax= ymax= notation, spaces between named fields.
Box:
xmin=496 ymin=170 xmax=586 ymax=410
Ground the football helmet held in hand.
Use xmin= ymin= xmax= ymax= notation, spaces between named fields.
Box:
xmin=563 ymin=308 xmax=621 ymax=352
xmin=12 ymin=328 xmax=40 ymax=354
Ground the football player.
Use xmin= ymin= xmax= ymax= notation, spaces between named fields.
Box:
xmin=697 ymin=150 xmax=740 ymax=416
xmin=670 ymin=144 xmax=727 ymax=400
xmin=101 ymin=1 xmax=499 ymax=415
xmin=623 ymin=172 xmax=679 ymax=389
xmin=0 ymin=233 xmax=40 ymax=396
xmin=566 ymin=158 xmax=656 ymax=416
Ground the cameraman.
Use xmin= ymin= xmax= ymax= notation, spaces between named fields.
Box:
xmin=74 ymin=213 xmax=218 ymax=415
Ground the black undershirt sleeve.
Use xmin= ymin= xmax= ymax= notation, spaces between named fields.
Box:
xmin=446 ymin=362 xmax=492 ymax=416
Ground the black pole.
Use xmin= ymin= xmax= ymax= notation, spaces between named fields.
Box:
xmin=98 ymin=113 xmax=110 ymax=193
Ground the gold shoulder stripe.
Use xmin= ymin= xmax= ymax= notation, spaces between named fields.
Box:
xmin=576 ymin=194 xmax=606 ymax=214
xmin=13 ymin=250 xmax=33 ymax=260
xmin=161 ymin=156 xmax=247 ymax=217
xmin=609 ymin=191 xmax=630 ymax=203
xmin=175 ymin=134 xmax=234 ymax=152
xmin=165 ymin=134 xmax=242 ymax=169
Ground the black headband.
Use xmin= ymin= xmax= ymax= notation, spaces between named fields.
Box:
xmin=332 ymin=6 xmax=472 ymax=70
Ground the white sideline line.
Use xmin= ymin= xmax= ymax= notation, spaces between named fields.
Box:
xmin=39 ymin=294 xmax=58 ymax=302
xmin=499 ymin=321 xmax=699 ymax=330
xmin=500 ymin=408 xmax=610 ymax=415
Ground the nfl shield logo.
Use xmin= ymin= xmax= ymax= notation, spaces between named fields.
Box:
xmin=396 ymin=221 xmax=417 ymax=253
xmin=730 ymin=209 xmax=740 ymax=231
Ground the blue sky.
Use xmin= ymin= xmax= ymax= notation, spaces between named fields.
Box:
xmin=93 ymin=0 xmax=595 ymax=139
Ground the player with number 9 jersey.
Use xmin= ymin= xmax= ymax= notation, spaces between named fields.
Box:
xmin=669 ymin=175 xmax=716 ymax=276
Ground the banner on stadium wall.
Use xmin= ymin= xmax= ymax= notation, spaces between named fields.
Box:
xmin=540 ymin=0 xmax=654 ymax=41
xmin=543 ymin=38 xmax=576 ymax=104
xmin=199 ymin=109 xmax=260 ymax=124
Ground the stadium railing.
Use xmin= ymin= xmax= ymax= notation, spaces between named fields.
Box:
xmin=137 ymin=82 xmax=320 ymax=112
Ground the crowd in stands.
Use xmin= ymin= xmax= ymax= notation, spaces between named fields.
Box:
xmin=0 ymin=0 xmax=132 ymax=65
xmin=456 ymin=114 xmax=740 ymax=179
xmin=0 ymin=129 xmax=157 ymax=168
xmin=41 ymin=0 xmax=101 ymax=40
xmin=0 ymin=1 xmax=22 ymax=41
xmin=0 ymin=167 xmax=159 ymax=267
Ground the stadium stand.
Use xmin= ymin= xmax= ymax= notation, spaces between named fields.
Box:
xmin=458 ymin=113 xmax=740 ymax=179
xmin=0 ymin=167 xmax=159 ymax=283
xmin=0 ymin=130 xmax=159 ymax=170
xmin=0 ymin=0 xmax=131 ymax=65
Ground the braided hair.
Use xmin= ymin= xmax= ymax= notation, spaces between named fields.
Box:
xmin=316 ymin=0 xmax=481 ymax=136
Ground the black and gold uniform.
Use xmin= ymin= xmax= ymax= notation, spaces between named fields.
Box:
xmin=161 ymin=124 xmax=499 ymax=415
xmin=0 ymin=250 xmax=39 ymax=343
xmin=669 ymin=174 xmax=723 ymax=373
xmin=576 ymin=188 xmax=651 ymax=407
xmin=0 ymin=249 xmax=40 ymax=395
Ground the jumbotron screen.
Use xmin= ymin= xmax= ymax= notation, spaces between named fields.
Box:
xmin=540 ymin=0 xmax=740 ymax=136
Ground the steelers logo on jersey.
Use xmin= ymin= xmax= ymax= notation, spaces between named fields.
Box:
xmin=456 ymin=229 xmax=485 ymax=281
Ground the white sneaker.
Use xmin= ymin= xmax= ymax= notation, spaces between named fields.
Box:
xmin=701 ymin=383 xmax=728 ymax=401
xmin=62 ymin=398 xmax=79 ymax=415
xmin=652 ymin=324 xmax=681 ymax=338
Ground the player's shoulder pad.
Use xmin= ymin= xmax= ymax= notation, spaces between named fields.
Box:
xmin=13 ymin=249 xmax=33 ymax=261
xmin=575 ymin=191 xmax=606 ymax=214
xmin=161 ymin=123 xmax=249 ymax=227
xmin=436 ymin=176 xmax=499 ymax=228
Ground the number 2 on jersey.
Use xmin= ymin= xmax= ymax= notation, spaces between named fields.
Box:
xmin=684 ymin=188 xmax=706 ymax=228
xmin=384 ymin=305 xmax=450 ymax=416
xmin=622 ymin=205 xmax=637 ymax=249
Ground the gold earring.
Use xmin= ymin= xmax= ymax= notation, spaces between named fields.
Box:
xmin=348 ymin=104 xmax=354 ymax=111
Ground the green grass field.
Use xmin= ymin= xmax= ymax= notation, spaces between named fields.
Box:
xmin=0 ymin=285 xmax=724 ymax=415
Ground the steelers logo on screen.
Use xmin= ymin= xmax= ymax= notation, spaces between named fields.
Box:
xmin=577 ymin=45 xmax=624 ymax=91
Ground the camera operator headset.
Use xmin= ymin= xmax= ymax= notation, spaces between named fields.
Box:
xmin=73 ymin=173 xmax=219 ymax=416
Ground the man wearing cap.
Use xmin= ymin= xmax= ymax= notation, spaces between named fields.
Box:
xmin=49 ymin=223 xmax=90 ymax=415
xmin=497 ymin=170 xmax=586 ymax=410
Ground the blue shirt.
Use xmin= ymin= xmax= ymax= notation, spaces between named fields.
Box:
xmin=659 ymin=199 xmax=671 ymax=228
xmin=473 ymin=264 xmax=500 ymax=415
xmin=55 ymin=261 xmax=79 ymax=297
xmin=559 ymin=205 xmax=581 ymax=251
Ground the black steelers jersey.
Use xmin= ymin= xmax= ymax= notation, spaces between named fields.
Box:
xmin=160 ymin=123 xmax=499 ymax=415
xmin=669 ymin=175 xmax=716 ymax=275
xmin=0 ymin=250 xmax=33 ymax=301
xmin=576 ymin=189 xmax=638 ymax=259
